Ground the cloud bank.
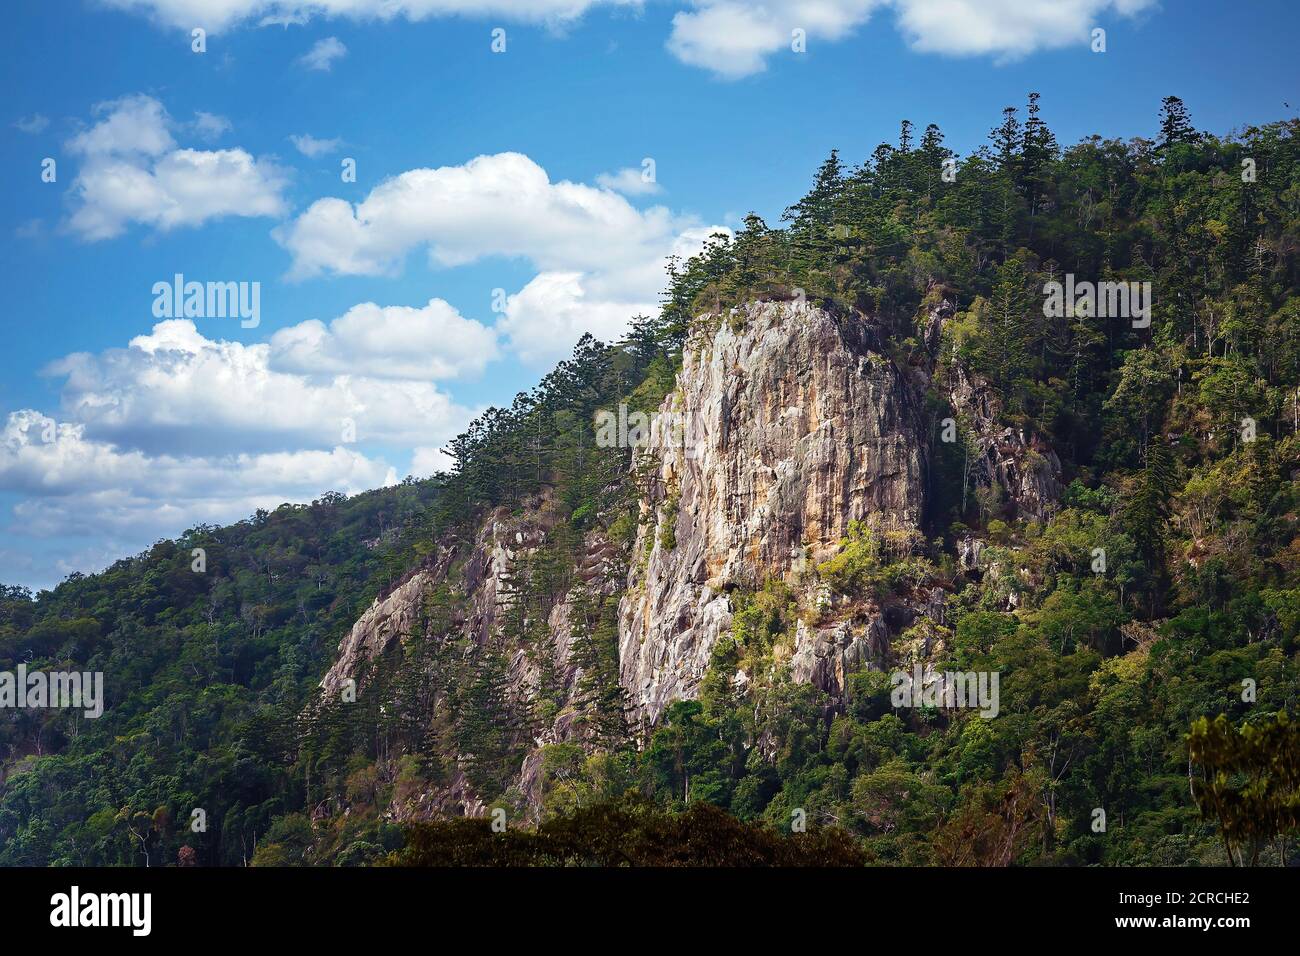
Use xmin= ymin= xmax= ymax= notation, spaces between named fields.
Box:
xmin=100 ymin=0 xmax=1158 ymax=77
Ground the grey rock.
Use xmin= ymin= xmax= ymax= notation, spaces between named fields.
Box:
xmin=618 ymin=301 xmax=927 ymax=725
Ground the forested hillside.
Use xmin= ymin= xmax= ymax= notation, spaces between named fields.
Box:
xmin=3 ymin=95 xmax=1299 ymax=867
xmin=0 ymin=485 xmax=440 ymax=865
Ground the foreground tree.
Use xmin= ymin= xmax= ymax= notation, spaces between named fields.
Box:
xmin=1188 ymin=711 xmax=1300 ymax=865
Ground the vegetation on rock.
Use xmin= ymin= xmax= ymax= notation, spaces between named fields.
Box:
xmin=3 ymin=95 xmax=1299 ymax=866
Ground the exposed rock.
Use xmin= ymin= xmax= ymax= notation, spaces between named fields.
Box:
xmin=319 ymin=489 xmax=624 ymax=822
xmin=619 ymin=301 xmax=928 ymax=725
xmin=922 ymin=586 xmax=948 ymax=626
xmin=923 ymin=297 xmax=1061 ymax=523
xmin=320 ymin=570 xmax=435 ymax=699
xmin=790 ymin=617 xmax=888 ymax=698
xmin=314 ymin=295 xmax=1066 ymax=817
xmin=958 ymin=535 xmax=985 ymax=572
xmin=945 ymin=353 xmax=1062 ymax=524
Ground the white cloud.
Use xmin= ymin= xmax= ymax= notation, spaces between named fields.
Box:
xmin=13 ymin=113 xmax=50 ymax=134
xmin=269 ymin=298 xmax=499 ymax=380
xmin=191 ymin=110 xmax=232 ymax=138
xmin=98 ymin=1 xmax=1158 ymax=77
xmin=499 ymin=272 xmax=654 ymax=365
xmin=0 ymin=295 xmax=493 ymax=585
xmin=46 ymin=318 xmax=479 ymax=454
xmin=65 ymin=95 xmax=288 ymax=241
xmin=890 ymin=0 xmax=1158 ymax=59
xmin=409 ymin=446 xmax=456 ymax=477
xmin=671 ymin=0 xmax=1157 ymax=76
xmin=0 ymin=409 xmax=396 ymax=551
xmin=274 ymin=151 xmax=723 ymax=364
xmin=275 ymin=152 xmax=681 ymax=277
xmin=290 ymin=132 xmax=341 ymax=157
xmin=596 ymin=165 xmax=663 ymax=196
xmin=0 ymin=409 xmax=391 ymax=503
xmin=297 ymin=35 xmax=347 ymax=70
xmin=668 ymin=1 xmax=880 ymax=79
xmin=99 ymin=1 xmax=633 ymax=33
xmin=67 ymin=94 xmax=175 ymax=158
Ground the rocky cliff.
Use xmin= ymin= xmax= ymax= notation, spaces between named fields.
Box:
xmin=925 ymin=298 xmax=1063 ymax=524
xmin=315 ymin=298 xmax=1062 ymax=815
xmin=618 ymin=300 xmax=928 ymax=723
xmin=316 ymin=489 xmax=624 ymax=819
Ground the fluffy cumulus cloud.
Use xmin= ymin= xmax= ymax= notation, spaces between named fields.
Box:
xmin=0 ymin=410 xmax=393 ymax=524
xmin=0 ymin=410 xmax=397 ymax=566
xmin=668 ymin=0 xmax=880 ymax=79
xmin=191 ymin=110 xmax=232 ymax=138
xmin=668 ymin=0 xmax=1157 ymax=77
xmin=274 ymin=151 xmax=724 ymax=363
xmin=46 ymin=317 xmax=480 ymax=455
xmin=409 ymin=445 xmax=457 ymax=477
xmin=269 ymin=298 xmax=499 ymax=380
xmin=65 ymin=94 xmax=288 ymax=240
xmin=275 ymin=152 xmax=680 ymax=277
xmin=497 ymin=272 xmax=653 ymax=365
xmin=889 ymin=0 xmax=1158 ymax=58
xmin=101 ymin=0 xmax=1156 ymax=77
xmin=66 ymin=94 xmax=174 ymax=157
xmin=496 ymin=223 xmax=722 ymax=362
xmin=0 ymin=296 xmax=491 ymax=585
xmin=595 ymin=165 xmax=663 ymax=196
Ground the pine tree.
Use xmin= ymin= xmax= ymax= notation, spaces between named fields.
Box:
xmin=1158 ymin=95 xmax=1197 ymax=149
xmin=989 ymin=106 xmax=1022 ymax=171
xmin=454 ymin=649 xmax=519 ymax=795
xmin=1124 ymin=440 xmax=1176 ymax=562
xmin=568 ymin=590 xmax=629 ymax=747
xmin=918 ymin=123 xmax=952 ymax=201
xmin=783 ymin=150 xmax=847 ymax=280
xmin=976 ymin=256 xmax=1036 ymax=397
xmin=918 ymin=123 xmax=947 ymax=165
xmin=1020 ymin=92 xmax=1058 ymax=218
xmin=987 ymin=106 xmax=1025 ymax=253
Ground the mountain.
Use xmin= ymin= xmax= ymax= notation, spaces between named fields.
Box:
xmin=3 ymin=97 xmax=1300 ymax=867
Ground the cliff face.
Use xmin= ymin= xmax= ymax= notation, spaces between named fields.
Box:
xmin=617 ymin=301 xmax=928 ymax=724
xmin=946 ymin=361 xmax=1062 ymax=523
xmin=320 ymin=569 xmax=437 ymax=700
xmin=925 ymin=298 xmax=1063 ymax=524
xmin=315 ymin=298 xmax=1061 ymax=814
xmin=317 ymin=491 xmax=624 ymax=820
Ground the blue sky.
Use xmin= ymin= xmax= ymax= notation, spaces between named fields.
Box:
xmin=1 ymin=0 xmax=1297 ymax=591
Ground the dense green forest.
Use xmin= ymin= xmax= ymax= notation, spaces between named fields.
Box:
xmin=2 ymin=95 xmax=1298 ymax=866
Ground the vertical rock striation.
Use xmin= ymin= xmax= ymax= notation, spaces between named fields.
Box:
xmin=617 ymin=301 xmax=929 ymax=725
xmin=314 ymin=297 xmax=1066 ymax=813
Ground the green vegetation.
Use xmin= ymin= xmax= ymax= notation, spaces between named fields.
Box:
xmin=3 ymin=95 xmax=1299 ymax=866
xmin=0 ymin=486 xmax=434 ymax=865
xmin=393 ymin=796 xmax=865 ymax=866
xmin=1188 ymin=710 xmax=1300 ymax=865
